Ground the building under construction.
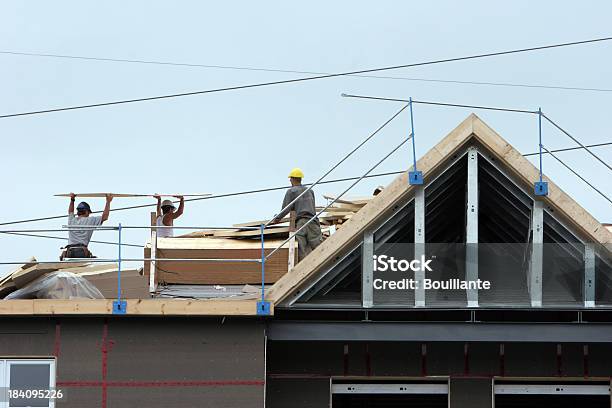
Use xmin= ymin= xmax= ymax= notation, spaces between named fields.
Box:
xmin=1 ymin=114 xmax=612 ymax=407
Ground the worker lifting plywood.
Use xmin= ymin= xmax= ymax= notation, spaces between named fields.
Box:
xmin=55 ymin=193 xmax=211 ymax=198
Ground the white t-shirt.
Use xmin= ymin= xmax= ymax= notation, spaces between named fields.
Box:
xmin=156 ymin=216 xmax=174 ymax=238
xmin=68 ymin=214 xmax=103 ymax=246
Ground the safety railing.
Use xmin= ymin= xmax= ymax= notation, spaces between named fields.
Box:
xmin=0 ymin=102 xmax=415 ymax=316
xmin=3 ymin=95 xmax=609 ymax=316
xmin=0 ymin=224 xmax=272 ymax=315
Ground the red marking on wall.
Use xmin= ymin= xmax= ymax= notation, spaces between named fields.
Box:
xmin=365 ymin=343 xmax=372 ymax=376
xmin=57 ymin=380 xmax=265 ymax=387
xmin=583 ymin=344 xmax=589 ymax=378
xmin=53 ymin=321 xmax=61 ymax=358
xmin=463 ymin=343 xmax=470 ymax=375
xmin=499 ymin=343 xmax=505 ymax=377
xmin=556 ymin=344 xmax=563 ymax=376
xmin=343 ymin=344 xmax=349 ymax=376
xmin=420 ymin=343 xmax=427 ymax=377
xmin=100 ymin=320 xmax=114 ymax=408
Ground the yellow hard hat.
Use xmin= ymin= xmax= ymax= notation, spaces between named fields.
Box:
xmin=288 ymin=168 xmax=304 ymax=179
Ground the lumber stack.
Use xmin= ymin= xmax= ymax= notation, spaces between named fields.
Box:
xmin=142 ymin=194 xmax=373 ymax=287
xmin=178 ymin=195 xmax=373 ymax=240
xmin=317 ymin=195 xmax=372 ymax=229
xmin=0 ymin=260 xmax=147 ymax=299
xmin=144 ymin=238 xmax=295 ymax=285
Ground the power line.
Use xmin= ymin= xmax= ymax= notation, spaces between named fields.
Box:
xmin=1 ymin=35 xmax=611 ymax=119
xmin=3 ymin=50 xmax=612 ymax=93
xmin=523 ymin=142 xmax=612 ymax=157
xmin=0 ymin=141 xmax=609 ymax=228
xmin=0 ymin=231 xmax=143 ymax=248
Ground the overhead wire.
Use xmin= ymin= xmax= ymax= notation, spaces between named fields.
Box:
xmin=3 ymin=50 xmax=612 ymax=93
xmin=0 ymin=231 xmax=143 ymax=248
xmin=0 ymin=142 xmax=609 ymax=228
xmin=1 ymin=36 xmax=612 ymax=119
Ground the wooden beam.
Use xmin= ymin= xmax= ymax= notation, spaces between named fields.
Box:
xmin=0 ymin=299 xmax=271 ymax=316
xmin=55 ymin=193 xmax=211 ymax=197
xmin=287 ymin=211 xmax=297 ymax=272
xmin=149 ymin=211 xmax=157 ymax=295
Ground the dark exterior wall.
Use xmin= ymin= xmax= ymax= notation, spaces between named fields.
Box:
xmin=449 ymin=378 xmax=492 ymax=408
xmin=267 ymin=340 xmax=612 ymax=408
xmin=0 ymin=317 xmax=265 ymax=408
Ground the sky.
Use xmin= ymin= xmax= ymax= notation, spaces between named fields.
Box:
xmin=1 ymin=1 xmax=611 ymax=276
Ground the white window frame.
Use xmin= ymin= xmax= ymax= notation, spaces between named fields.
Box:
xmin=0 ymin=358 xmax=56 ymax=408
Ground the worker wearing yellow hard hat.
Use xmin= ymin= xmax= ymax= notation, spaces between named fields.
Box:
xmin=272 ymin=167 xmax=322 ymax=261
xmin=288 ymin=168 xmax=305 ymax=179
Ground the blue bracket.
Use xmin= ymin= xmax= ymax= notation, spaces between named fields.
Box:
xmin=534 ymin=107 xmax=549 ymax=196
xmin=112 ymin=300 xmax=127 ymax=314
xmin=534 ymin=181 xmax=548 ymax=196
xmin=113 ymin=223 xmax=126 ymax=315
xmin=256 ymin=301 xmax=271 ymax=316
xmin=408 ymin=97 xmax=423 ymax=185
xmin=409 ymin=171 xmax=423 ymax=185
xmin=256 ymin=224 xmax=271 ymax=316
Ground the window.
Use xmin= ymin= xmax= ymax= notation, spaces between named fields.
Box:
xmin=0 ymin=359 xmax=56 ymax=408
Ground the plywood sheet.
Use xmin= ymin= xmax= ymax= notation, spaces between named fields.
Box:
xmin=143 ymin=247 xmax=291 ymax=285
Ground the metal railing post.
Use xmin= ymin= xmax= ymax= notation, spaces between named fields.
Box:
xmin=113 ymin=223 xmax=127 ymax=314
xmin=257 ymin=224 xmax=271 ymax=315
xmin=408 ymin=97 xmax=423 ymax=185
xmin=534 ymin=107 xmax=548 ymax=196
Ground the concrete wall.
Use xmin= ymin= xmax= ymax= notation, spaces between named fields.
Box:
xmin=0 ymin=317 xmax=265 ymax=408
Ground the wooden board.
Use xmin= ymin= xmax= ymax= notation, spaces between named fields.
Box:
xmin=55 ymin=193 xmax=211 ymax=197
xmin=0 ymin=298 xmax=271 ymax=316
xmin=143 ymin=238 xmax=295 ymax=285
xmin=181 ymin=226 xmax=290 ymax=238
xmin=322 ymin=195 xmax=372 ymax=205
xmin=11 ymin=262 xmax=89 ymax=289
xmin=82 ymin=269 xmax=149 ymax=299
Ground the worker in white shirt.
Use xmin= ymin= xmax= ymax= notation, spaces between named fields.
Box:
xmin=61 ymin=193 xmax=112 ymax=260
xmin=154 ymin=195 xmax=184 ymax=238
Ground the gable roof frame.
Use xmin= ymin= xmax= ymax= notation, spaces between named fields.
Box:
xmin=267 ymin=114 xmax=612 ymax=305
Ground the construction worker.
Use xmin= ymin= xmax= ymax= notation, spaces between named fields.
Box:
xmin=272 ymin=168 xmax=322 ymax=261
xmin=61 ymin=193 xmax=113 ymax=260
xmin=154 ymin=195 xmax=184 ymax=238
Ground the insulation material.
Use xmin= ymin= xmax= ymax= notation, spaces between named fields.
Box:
xmin=5 ymin=271 xmax=103 ymax=299
xmin=77 ymin=266 xmax=148 ymax=299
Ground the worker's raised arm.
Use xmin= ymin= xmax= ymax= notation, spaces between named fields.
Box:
xmin=68 ymin=193 xmax=76 ymax=214
xmin=173 ymin=196 xmax=185 ymax=219
xmin=154 ymin=194 xmax=162 ymax=218
xmin=101 ymin=194 xmax=113 ymax=223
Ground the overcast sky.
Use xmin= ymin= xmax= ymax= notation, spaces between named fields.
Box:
xmin=1 ymin=1 xmax=611 ymax=276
